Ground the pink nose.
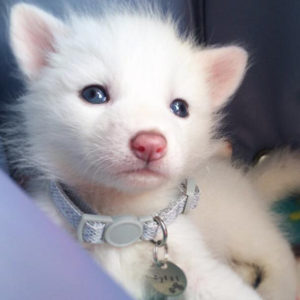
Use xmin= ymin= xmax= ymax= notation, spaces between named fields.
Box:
xmin=130 ymin=132 xmax=167 ymax=162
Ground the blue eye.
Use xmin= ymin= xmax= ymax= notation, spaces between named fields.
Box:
xmin=81 ymin=85 xmax=109 ymax=104
xmin=170 ymin=99 xmax=189 ymax=118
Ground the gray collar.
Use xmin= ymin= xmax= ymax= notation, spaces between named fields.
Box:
xmin=50 ymin=179 xmax=200 ymax=248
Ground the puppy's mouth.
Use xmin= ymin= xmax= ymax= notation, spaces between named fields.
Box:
xmin=120 ymin=167 xmax=165 ymax=177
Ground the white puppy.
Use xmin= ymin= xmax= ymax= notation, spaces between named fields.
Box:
xmin=7 ymin=3 xmax=296 ymax=300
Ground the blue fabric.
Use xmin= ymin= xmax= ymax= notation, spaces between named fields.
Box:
xmin=0 ymin=170 xmax=132 ymax=300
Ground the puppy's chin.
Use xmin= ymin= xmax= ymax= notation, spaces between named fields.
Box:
xmin=111 ymin=170 xmax=169 ymax=193
xmin=58 ymin=167 xmax=170 ymax=194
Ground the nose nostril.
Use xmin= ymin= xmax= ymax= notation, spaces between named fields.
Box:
xmin=137 ymin=146 xmax=145 ymax=152
xmin=156 ymin=147 xmax=163 ymax=153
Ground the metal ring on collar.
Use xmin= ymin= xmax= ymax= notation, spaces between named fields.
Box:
xmin=153 ymin=242 xmax=169 ymax=267
xmin=151 ymin=216 xmax=168 ymax=247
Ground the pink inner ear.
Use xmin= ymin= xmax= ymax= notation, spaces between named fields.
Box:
xmin=25 ymin=20 xmax=56 ymax=72
xmin=25 ymin=21 xmax=55 ymax=72
xmin=204 ymin=47 xmax=248 ymax=108
xmin=10 ymin=4 xmax=63 ymax=79
xmin=209 ymin=57 xmax=236 ymax=103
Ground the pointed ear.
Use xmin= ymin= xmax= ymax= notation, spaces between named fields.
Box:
xmin=202 ymin=46 xmax=248 ymax=108
xmin=10 ymin=4 xmax=66 ymax=79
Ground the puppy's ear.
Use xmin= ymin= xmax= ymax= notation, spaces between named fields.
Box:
xmin=10 ymin=4 xmax=66 ymax=79
xmin=202 ymin=46 xmax=248 ymax=108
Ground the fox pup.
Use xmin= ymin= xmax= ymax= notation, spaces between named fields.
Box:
xmin=6 ymin=3 xmax=296 ymax=299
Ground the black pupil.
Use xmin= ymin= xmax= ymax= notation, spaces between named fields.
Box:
xmin=82 ymin=86 xmax=108 ymax=104
xmin=89 ymin=90 xmax=96 ymax=98
xmin=171 ymin=99 xmax=189 ymax=118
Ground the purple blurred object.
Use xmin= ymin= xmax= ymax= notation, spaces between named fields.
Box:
xmin=0 ymin=170 xmax=132 ymax=300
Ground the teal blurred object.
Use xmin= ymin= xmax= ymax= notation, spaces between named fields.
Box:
xmin=272 ymin=194 xmax=300 ymax=245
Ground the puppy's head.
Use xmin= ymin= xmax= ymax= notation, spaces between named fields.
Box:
xmin=10 ymin=4 xmax=247 ymax=192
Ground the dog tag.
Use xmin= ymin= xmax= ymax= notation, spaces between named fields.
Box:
xmin=147 ymin=261 xmax=187 ymax=297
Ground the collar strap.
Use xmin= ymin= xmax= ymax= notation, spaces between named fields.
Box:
xmin=50 ymin=179 xmax=200 ymax=247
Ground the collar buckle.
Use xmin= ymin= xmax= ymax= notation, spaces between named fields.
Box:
xmin=77 ymin=214 xmax=112 ymax=243
xmin=78 ymin=214 xmax=150 ymax=247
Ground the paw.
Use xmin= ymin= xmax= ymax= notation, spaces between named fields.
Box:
xmin=231 ymin=260 xmax=264 ymax=289
xmin=185 ymin=277 xmax=262 ymax=300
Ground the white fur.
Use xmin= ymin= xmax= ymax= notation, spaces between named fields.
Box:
xmin=193 ymin=158 xmax=297 ymax=300
xmin=7 ymin=3 xmax=297 ymax=300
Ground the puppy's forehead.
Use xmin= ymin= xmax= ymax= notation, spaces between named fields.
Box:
xmin=67 ymin=15 xmax=195 ymax=80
